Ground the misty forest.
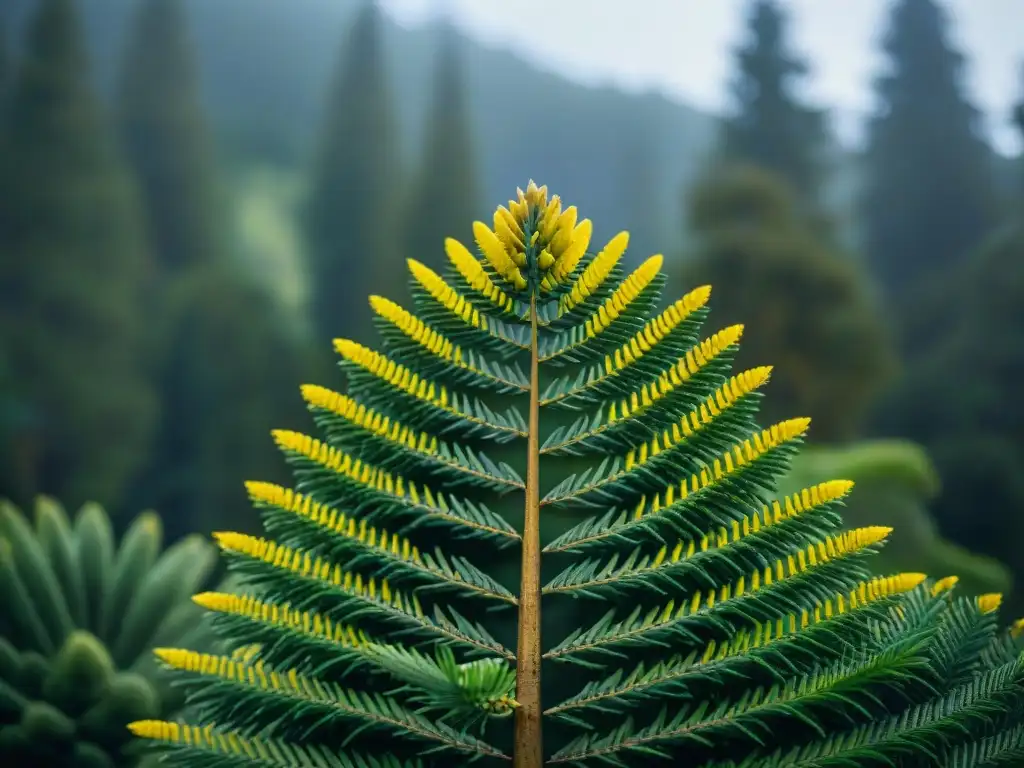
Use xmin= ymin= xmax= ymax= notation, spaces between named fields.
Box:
xmin=1 ymin=0 xmax=1024 ymax=764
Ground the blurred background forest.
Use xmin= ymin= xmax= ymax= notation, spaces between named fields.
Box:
xmin=1 ymin=0 xmax=1023 ymax=609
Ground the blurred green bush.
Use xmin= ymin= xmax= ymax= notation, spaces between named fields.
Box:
xmin=778 ymin=440 xmax=1012 ymax=599
xmin=0 ymin=497 xmax=217 ymax=767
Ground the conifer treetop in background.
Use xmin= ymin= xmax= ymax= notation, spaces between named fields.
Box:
xmin=862 ymin=0 xmax=997 ymax=311
xmin=0 ymin=0 xmax=156 ymax=509
xmin=719 ymin=0 xmax=827 ymax=207
xmin=305 ymin=0 xmax=402 ymax=348
xmin=116 ymin=0 xmax=225 ymax=275
xmin=402 ymin=22 xmax=482 ymax=275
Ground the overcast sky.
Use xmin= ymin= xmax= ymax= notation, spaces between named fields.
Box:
xmin=379 ymin=0 xmax=1024 ymax=156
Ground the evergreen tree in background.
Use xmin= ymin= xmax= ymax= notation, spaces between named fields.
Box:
xmin=141 ymin=267 xmax=310 ymax=537
xmin=305 ymin=0 xmax=401 ymax=349
xmin=116 ymin=0 xmax=310 ymax=540
xmin=0 ymin=10 xmax=12 ymax=189
xmin=403 ymin=23 xmax=480 ymax=272
xmin=719 ymin=0 xmax=827 ymax=208
xmin=876 ymin=88 xmax=1024 ymax=615
xmin=677 ymin=166 xmax=895 ymax=442
xmin=0 ymin=13 xmax=16 ymax=502
xmin=116 ymin=0 xmax=223 ymax=277
xmin=0 ymin=9 xmax=10 ymax=183
xmin=861 ymin=0 xmax=996 ymax=316
xmin=876 ymin=228 xmax=1024 ymax=613
xmin=615 ymin=124 xmax=665 ymax=265
xmin=0 ymin=0 xmax=155 ymax=509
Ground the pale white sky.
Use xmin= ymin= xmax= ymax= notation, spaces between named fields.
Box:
xmin=380 ymin=0 xmax=1024 ymax=155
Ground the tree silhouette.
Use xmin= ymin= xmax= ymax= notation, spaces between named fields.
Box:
xmin=719 ymin=0 xmax=827 ymax=207
xmin=678 ymin=166 xmax=895 ymax=442
xmin=872 ymin=61 xmax=1024 ymax=614
xmin=116 ymin=0 xmax=309 ymax=541
xmin=402 ymin=23 xmax=481 ymax=273
xmin=116 ymin=0 xmax=224 ymax=277
xmin=304 ymin=0 xmax=402 ymax=348
xmin=0 ymin=0 xmax=156 ymax=509
xmin=861 ymin=0 xmax=996 ymax=314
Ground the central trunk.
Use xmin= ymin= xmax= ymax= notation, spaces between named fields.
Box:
xmin=513 ymin=293 xmax=543 ymax=766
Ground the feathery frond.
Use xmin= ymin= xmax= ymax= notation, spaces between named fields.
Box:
xmin=132 ymin=182 xmax=1024 ymax=767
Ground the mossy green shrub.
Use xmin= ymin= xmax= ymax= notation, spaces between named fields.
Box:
xmin=133 ymin=184 xmax=1024 ymax=766
xmin=0 ymin=496 xmax=216 ymax=766
xmin=779 ymin=440 xmax=1012 ymax=598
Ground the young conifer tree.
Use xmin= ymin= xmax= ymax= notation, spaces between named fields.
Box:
xmin=130 ymin=183 xmax=1024 ymax=767
xmin=402 ymin=24 xmax=481 ymax=275
xmin=0 ymin=0 xmax=155 ymax=509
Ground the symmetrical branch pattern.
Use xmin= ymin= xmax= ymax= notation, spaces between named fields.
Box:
xmin=130 ymin=183 xmax=1024 ymax=767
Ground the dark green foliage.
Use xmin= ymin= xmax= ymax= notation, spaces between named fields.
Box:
xmin=861 ymin=0 xmax=997 ymax=314
xmin=718 ymin=0 xmax=826 ymax=208
xmin=685 ymin=163 xmax=794 ymax=233
xmin=0 ymin=13 xmax=13 ymax=500
xmin=0 ymin=0 xmax=156 ymax=510
xmin=0 ymin=496 xmax=216 ymax=766
xmin=304 ymin=0 xmax=402 ymax=348
xmin=32 ymin=0 xmax=1024 ymax=274
xmin=871 ymin=64 xmax=1024 ymax=617
xmin=402 ymin=24 xmax=482 ymax=274
xmin=676 ymin=166 xmax=895 ymax=441
xmin=116 ymin=0 xmax=225 ymax=276
xmin=875 ymin=218 xmax=1024 ymax=615
xmin=130 ymin=265 xmax=312 ymax=539
xmin=83 ymin=0 xmax=712 ymax=270
xmin=113 ymin=0 xmax=309 ymax=542
xmin=777 ymin=440 xmax=1011 ymax=597
xmin=131 ymin=183 xmax=1024 ymax=765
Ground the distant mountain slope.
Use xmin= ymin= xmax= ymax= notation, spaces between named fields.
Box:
xmin=26 ymin=1 xmax=1024 ymax=262
xmin=148 ymin=0 xmax=719 ymax=250
xmin=5 ymin=0 xmax=717 ymax=262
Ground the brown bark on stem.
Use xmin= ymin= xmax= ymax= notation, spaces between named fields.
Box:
xmin=513 ymin=293 xmax=543 ymax=766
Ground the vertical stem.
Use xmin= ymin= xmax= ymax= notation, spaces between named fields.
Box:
xmin=514 ymin=294 xmax=543 ymax=766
